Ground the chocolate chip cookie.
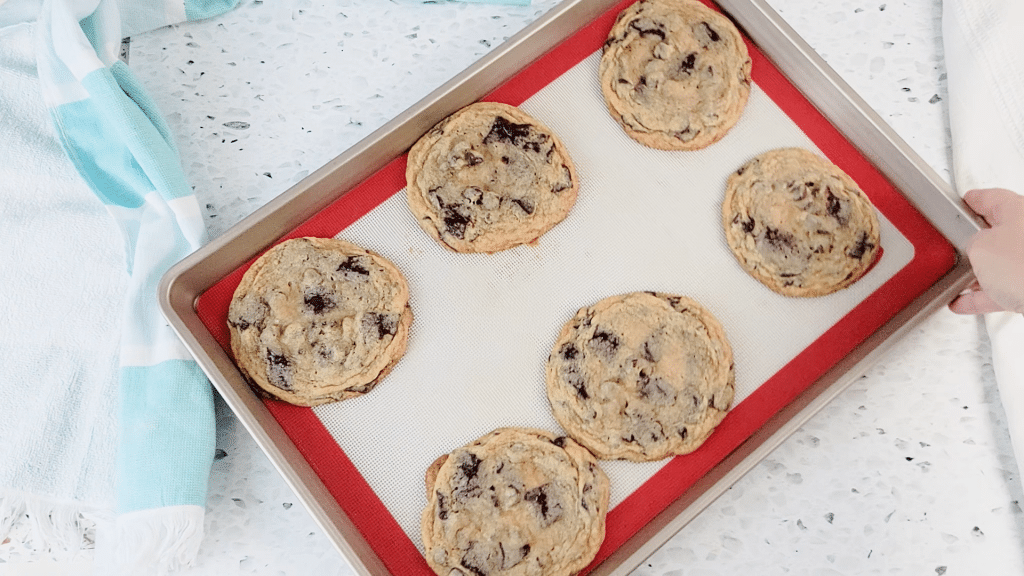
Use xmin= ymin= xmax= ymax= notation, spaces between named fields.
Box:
xmin=227 ymin=237 xmax=413 ymax=407
xmin=421 ymin=427 xmax=609 ymax=576
xmin=599 ymin=0 xmax=752 ymax=150
xmin=405 ymin=102 xmax=579 ymax=253
xmin=545 ymin=292 xmax=735 ymax=462
xmin=722 ymin=147 xmax=882 ymax=297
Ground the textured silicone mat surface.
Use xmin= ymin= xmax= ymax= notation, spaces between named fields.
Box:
xmin=313 ymin=51 xmax=912 ymax=544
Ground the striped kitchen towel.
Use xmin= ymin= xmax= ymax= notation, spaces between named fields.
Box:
xmin=34 ymin=0 xmax=240 ymax=572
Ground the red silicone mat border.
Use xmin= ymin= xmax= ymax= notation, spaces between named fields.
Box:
xmin=195 ymin=1 xmax=957 ymax=574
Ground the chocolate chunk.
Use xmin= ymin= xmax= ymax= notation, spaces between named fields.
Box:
xmin=303 ymin=291 xmax=336 ymax=315
xmin=458 ymin=452 xmax=481 ymax=480
xmin=551 ymin=436 xmax=568 ymax=448
xmin=567 ymin=373 xmax=589 ymax=400
xmin=229 ymin=318 xmax=250 ymax=331
xmin=442 ymin=205 xmax=472 ymax=239
xmin=679 ymin=52 xmax=696 ymax=74
xmin=628 ymin=18 xmax=667 ymax=40
xmin=678 ymin=427 xmax=688 ymax=440
xmin=314 ymin=343 xmax=333 ymax=361
xmin=733 ymin=214 xmax=755 ymax=234
xmin=764 ymin=227 xmax=796 ymax=252
xmin=847 ymin=231 xmax=875 ymax=260
xmin=675 ymin=127 xmax=696 ymax=142
xmin=737 ymin=157 xmax=759 ymax=176
xmin=641 ymin=341 xmax=657 ymax=362
xmin=483 ymin=116 xmax=534 ymax=149
xmin=638 ymin=372 xmax=677 ymax=406
xmin=584 ymin=311 xmax=596 ymax=325
xmin=460 ymin=542 xmax=491 ymax=576
xmin=452 ymin=452 xmax=483 ymax=500
xmin=561 ymin=343 xmax=579 ymax=361
xmin=523 ymin=136 xmax=546 ymax=154
xmin=362 ymin=312 xmax=398 ymax=339
xmin=436 ymin=491 xmax=449 ymax=521
xmin=581 ymin=482 xmax=593 ymax=511
xmin=346 ymin=383 xmax=375 ymax=395
xmin=788 ymin=181 xmax=807 ymax=201
xmin=511 ymin=198 xmax=535 ymax=215
xmin=634 ymin=75 xmax=648 ymax=97
xmin=589 ymin=329 xmax=621 ymax=358
xmin=499 ymin=543 xmax=530 ymax=570
xmin=337 ymin=255 xmax=370 ymax=276
xmin=265 ymin=350 xmax=293 ymax=390
xmin=626 ymin=408 xmax=665 ymax=443
xmin=701 ymin=21 xmax=720 ymax=42
xmin=524 ymin=484 xmax=563 ymax=527
xmin=463 ymin=150 xmax=483 ymax=166
xmin=826 ymin=190 xmax=848 ymax=224
xmin=426 ymin=188 xmax=443 ymax=212
xmin=551 ymin=165 xmax=572 ymax=194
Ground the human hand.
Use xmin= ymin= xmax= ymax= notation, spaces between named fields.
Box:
xmin=949 ymin=188 xmax=1024 ymax=315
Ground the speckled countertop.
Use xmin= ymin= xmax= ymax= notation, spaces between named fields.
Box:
xmin=4 ymin=0 xmax=1024 ymax=574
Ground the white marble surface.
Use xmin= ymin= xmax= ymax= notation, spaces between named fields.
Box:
xmin=3 ymin=0 xmax=1023 ymax=574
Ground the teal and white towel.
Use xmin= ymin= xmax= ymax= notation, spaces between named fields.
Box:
xmin=0 ymin=0 xmax=528 ymax=572
xmin=33 ymin=0 xmax=241 ymax=572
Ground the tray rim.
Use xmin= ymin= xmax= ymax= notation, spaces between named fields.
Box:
xmin=158 ymin=1 xmax=980 ymax=574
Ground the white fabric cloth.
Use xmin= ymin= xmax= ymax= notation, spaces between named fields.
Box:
xmin=0 ymin=20 xmax=122 ymax=550
xmin=942 ymin=0 xmax=1024 ymax=482
xmin=2 ymin=0 xmax=229 ymax=569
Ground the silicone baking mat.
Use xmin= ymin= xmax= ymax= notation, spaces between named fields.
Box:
xmin=195 ymin=1 xmax=956 ymax=573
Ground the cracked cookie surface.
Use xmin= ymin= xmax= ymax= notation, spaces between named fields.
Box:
xmin=227 ymin=237 xmax=412 ymax=406
xmin=599 ymin=0 xmax=752 ymax=150
xmin=421 ymin=427 xmax=609 ymax=576
xmin=722 ymin=147 xmax=881 ymax=297
xmin=545 ymin=292 xmax=734 ymax=462
xmin=406 ymin=102 xmax=579 ymax=253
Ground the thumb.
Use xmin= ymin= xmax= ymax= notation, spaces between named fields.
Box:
xmin=949 ymin=287 xmax=1007 ymax=315
xmin=963 ymin=188 xmax=1022 ymax=226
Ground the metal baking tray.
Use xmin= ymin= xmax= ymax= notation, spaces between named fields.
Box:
xmin=159 ymin=0 xmax=980 ymax=574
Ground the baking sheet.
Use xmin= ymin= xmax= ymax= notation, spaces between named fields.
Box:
xmin=189 ymin=1 xmax=957 ymax=573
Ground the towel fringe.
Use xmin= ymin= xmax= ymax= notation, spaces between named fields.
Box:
xmin=0 ymin=491 xmax=100 ymax=558
xmin=93 ymin=505 xmax=205 ymax=575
